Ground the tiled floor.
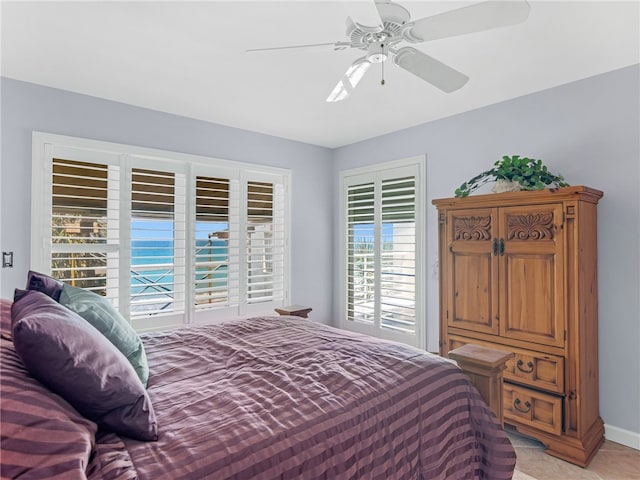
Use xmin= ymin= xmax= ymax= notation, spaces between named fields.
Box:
xmin=507 ymin=428 xmax=640 ymax=480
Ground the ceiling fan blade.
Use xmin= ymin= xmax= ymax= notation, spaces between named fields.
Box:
xmin=351 ymin=1 xmax=384 ymax=33
xmin=326 ymin=57 xmax=372 ymax=102
xmin=404 ymin=0 xmax=530 ymax=43
xmin=393 ymin=47 xmax=469 ymax=93
xmin=246 ymin=41 xmax=351 ymax=53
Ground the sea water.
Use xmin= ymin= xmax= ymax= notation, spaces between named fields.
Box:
xmin=130 ymin=238 xmax=228 ymax=297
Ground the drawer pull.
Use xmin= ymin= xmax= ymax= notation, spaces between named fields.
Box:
xmin=514 ymin=398 xmax=532 ymax=413
xmin=517 ymin=359 xmax=535 ymax=373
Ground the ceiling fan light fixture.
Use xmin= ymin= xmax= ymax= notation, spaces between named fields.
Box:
xmin=367 ymin=52 xmax=387 ymax=63
xmin=366 ymin=42 xmax=388 ymax=63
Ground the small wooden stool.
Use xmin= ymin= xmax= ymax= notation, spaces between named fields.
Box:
xmin=448 ymin=344 xmax=513 ymax=427
xmin=274 ymin=305 xmax=312 ymax=318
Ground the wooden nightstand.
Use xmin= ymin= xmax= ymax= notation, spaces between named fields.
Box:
xmin=274 ymin=305 xmax=312 ymax=318
xmin=448 ymin=344 xmax=513 ymax=427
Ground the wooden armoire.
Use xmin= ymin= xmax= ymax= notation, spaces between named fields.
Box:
xmin=433 ymin=186 xmax=604 ymax=467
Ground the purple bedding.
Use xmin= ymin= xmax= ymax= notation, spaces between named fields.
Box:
xmin=2 ymin=300 xmax=516 ymax=479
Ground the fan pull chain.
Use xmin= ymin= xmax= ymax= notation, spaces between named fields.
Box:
xmin=381 ymin=44 xmax=385 ymax=86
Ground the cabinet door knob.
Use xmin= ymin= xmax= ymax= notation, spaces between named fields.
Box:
xmin=499 ymin=238 xmax=505 ymax=256
xmin=493 ymin=238 xmax=499 ymax=256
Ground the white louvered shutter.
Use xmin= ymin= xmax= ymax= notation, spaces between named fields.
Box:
xmin=50 ymin=157 xmax=121 ymax=305
xmin=346 ymin=181 xmax=375 ymax=324
xmin=129 ymin=168 xmax=186 ymax=317
xmin=194 ymin=175 xmax=240 ymax=309
xmin=341 ymin=159 xmax=423 ymax=348
xmin=244 ymin=179 xmax=286 ymax=310
xmin=380 ymin=176 xmax=416 ymax=334
xmin=33 ymin=133 xmax=291 ymax=331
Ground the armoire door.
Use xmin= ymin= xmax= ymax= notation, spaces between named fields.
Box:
xmin=498 ymin=204 xmax=565 ymax=347
xmin=446 ymin=208 xmax=499 ymax=335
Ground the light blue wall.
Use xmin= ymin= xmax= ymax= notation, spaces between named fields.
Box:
xmin=0 ymin=78 xmax=335 ymax=323
xmin=332 ymin=64 xmax=640 ymax=441
xmin=2 ymin=65 xmax=638 ymax=441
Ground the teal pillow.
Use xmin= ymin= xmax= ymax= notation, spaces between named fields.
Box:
xmin=59 ymin=285 xmax=149 ymax=387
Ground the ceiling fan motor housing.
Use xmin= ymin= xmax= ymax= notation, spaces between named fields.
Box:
xmin=347 ymin=0 xmax=410 ymax=49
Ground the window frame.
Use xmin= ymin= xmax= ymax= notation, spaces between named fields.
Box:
xmin=32 ymin=132 xmax=291 ymax=332
xmin=338 ymin=156 xmax=426 ymax=349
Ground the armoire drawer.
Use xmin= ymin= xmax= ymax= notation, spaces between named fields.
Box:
xmin=507 ymin=351 xmax=564 ymax=394
xmin=448 ymin=335 xmax=564 ymax=394
xmin=504 ymin=383 xmax=562 ymax=436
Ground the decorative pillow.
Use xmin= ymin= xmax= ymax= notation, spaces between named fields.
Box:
xmin=11 ymin=290 xmax=158 ymax=441
xmin=59 ymin=284 xmax=149 ymax=387
xmin=26 ymin=270 xmax=64 ymax=301
xmin=1 ymin=333 xmax=97 ymax=478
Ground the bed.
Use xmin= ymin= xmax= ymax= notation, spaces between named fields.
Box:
xmin=1 ymin=295 xmax=516 ymax=480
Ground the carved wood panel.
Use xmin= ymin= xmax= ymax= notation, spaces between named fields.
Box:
xmin=454 ymin=216 xmax=491 ymax=241
xmin=506 ymin=213 xmax=554 ymax=240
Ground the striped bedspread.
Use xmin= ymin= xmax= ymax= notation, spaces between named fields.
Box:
xmin=87 ymin=316 xmax=516 ymax=480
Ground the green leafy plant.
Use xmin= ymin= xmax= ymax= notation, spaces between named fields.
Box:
xmin=454 ymin=155 xmax=569 ymax=198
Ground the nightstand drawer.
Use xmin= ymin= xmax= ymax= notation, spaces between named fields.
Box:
xmin=504 ymin=383 xmax=562 ymax=436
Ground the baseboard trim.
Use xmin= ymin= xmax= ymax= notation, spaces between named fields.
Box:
xmin=604 ymin=424 xmax=640 ymax=450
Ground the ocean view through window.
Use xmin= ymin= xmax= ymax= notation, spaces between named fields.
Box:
xmin=32 ymin=132 xmax=290 ymax=331
xmin=129 ymin=224 xmax=229 ymax=313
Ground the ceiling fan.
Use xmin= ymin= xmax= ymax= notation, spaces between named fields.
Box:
xmin=247 ymin=0 xmax=530 ymax=102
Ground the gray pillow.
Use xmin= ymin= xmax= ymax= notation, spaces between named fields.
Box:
xmin=59 ymin=284 xmax=149 ymax=387
xmin=11 ymin=289 xmax=158 ymax=441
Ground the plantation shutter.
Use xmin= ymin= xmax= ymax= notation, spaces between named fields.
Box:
xmin=380 ymin=176 xmax=416 ymax=334
xmin=341 ymin=158 xmax=423 ymax=348
xmin=33 ymin=133 xmax=291 ymax=331
xmin=130 ymin=168 xmax=186 ymax=317
xmin=50 ymin=156 xmax=121 ymax=305
xmin=194 ymin=176 xmax=240 ymax=309
xmin=241 ymin=172 xmax=286 ymax=314
xmin=244 ymin=178 xmax=286 ymax=311
xmin=346 ymin=181 xmax=375 ymax=324
xmin=193 ymin=173 xmax=287 ymax=319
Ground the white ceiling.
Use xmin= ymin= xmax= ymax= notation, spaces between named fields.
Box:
xmin=2 ymin=1 xmax=639 ymax=148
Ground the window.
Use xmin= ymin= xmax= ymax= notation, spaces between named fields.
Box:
xmin=340 ymin=157 xmax=425 ymax=348
xmin=32 ymin=133 xmax=290 ymax=331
